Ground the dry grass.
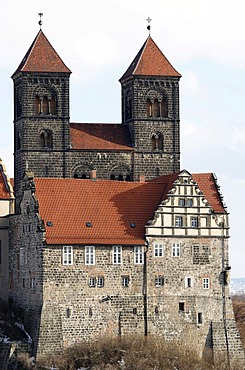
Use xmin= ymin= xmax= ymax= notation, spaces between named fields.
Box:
xmin=36 ymin=335 xmax=216 ymax=370
xmin=232 ymin=295 xmax=245 ymax=348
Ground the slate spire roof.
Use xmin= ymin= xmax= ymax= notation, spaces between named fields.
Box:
xmin=12 ymin=30 xmax=71 ymax=77
xmin=120 ymin=36 xmax=181 ymax=81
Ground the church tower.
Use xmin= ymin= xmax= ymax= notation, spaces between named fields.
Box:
xmin=119 ymin=36 xmax=181 ymax=180
xmin=12 ymin=30 xmax=71 ymax=212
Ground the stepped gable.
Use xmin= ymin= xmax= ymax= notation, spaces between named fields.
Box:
xmin=120 ymin=36 xmax=181 ymax=81
xmin=192 ymin=173 xmax=226 ymax=213
xmin=70 ymin=123 xmax=133 ymax=150
xmin=12 ymin=29 xmax=71 ymax=76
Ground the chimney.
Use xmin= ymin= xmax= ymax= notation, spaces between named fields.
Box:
xmin=139 ymin=174 xmax=145 ymax=183
xmin=90 ymin=169 xmax=97 ymax=180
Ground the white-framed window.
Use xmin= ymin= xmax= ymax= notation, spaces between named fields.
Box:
xmin=85 ymin=246 xmax=95 ymax=265
xmin=122 ymin=276 xmax=129 ymax=287
xmin=191 ymin=217 xmax=198 ymax=228
xmin=134 ymin=246 xmax=144 ymax=264
xmin=203 ymin=278 xmax=210 ymax=289
xmin=63 ymin=246 xmax=73 ymax=265
xmin=112 ymin=246 xmax=122 ymax=264
xmin=178 ymin=198 xmax=185 ymax=206
xmin=20 ymin=247 xmax=24 ymax=266
xmin=175 ymin=216 xmax=183 ymax=227
xmin=155 ymin=276 xmax=164 ymax=288
xmin=89 ymin=277 xmax=96 ymax=287
xmin=153 ymin=244 xmax=164 ymax=257
xmin=186 ymin=277 xmax=192 ymax=288
xmin=97 ymin=277 xmax=104 ymax=288
xmin=172 ymin=243 xmax=180 ymax=257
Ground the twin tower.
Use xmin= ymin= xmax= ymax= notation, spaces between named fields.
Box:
xmin=12 ymin=30 xmax=181 ymax=210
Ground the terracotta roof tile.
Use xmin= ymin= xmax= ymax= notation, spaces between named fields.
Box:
xmin=0 ymin=166 xmax=13 ymax=200
xmin=34 ymin=171 xmax=225 ymax=245
xmin=192 ymin=173 xmax=225 ymax=213
xmin=12 ymin=30 xmax=71 ymax=76
xmin=70 ymin=123 xmax=133 ymax=151
xmin=120 ymin=36 xmax=181 ymax=81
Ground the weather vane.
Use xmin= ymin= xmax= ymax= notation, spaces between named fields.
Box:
xmin=146 ymin=17 xmax=152 ymax=36
xmin=38 ymin=13 xmax=43 ymax=28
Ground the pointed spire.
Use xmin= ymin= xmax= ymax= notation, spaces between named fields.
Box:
xmin=12 ymin=30 xmax=71 ymax=77
xmin=120 ymin=36 xmax=181 ymax=81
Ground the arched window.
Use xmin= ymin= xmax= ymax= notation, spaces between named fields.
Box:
xmin=146 ymin=99 xmax=152 ymax=117
xmin=161 ymin=98 xmax=168 ymax=118
xmin=153 ymin=99 xmax=160 ymax=117
xmin=151 ymin=135 xmax=157 ymax=150
xmin=110 ymin=174 xmax=116 ymax=180
xmin=46 ymin=131 xmax=53 ymax=148
xmin=43 ymin=96 xmax=49 ymax=115
xmin=35 ymin=96 xmax=41 ymax=114
xmin=157 ymin=133 xmax=163 ymax=150
xmin=40 ymin=133 xmax=45 ymax=148
xmin=50 ymin=96 xmax=56 ymax=115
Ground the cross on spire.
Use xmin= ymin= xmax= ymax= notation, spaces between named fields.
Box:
xmin=146 ymin=17 xmax=152 ymax=35
xmin=38 ymin=13 xmax=43 ymax=28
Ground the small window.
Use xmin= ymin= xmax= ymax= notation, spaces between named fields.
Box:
xmin=179 ymin=302 xmax=185 ymax=312
xmin=122 ymin=276 xmax=129 ymax=287
xmin=20 ymin=247 xmax=24 ymax=266
xmin=113 ymin=246 xmax=122 ymax=264
xmin=146 ymin=98 xmax=152 ymax=117
xmin=172 ymin=243 xmax=180 ymax=257
xmin=198 ymin=312 xmax=203 ymax=324
xmin=175 ymin=216 xmax=183 ymax=228
xmin=35 ymin=96 xmax=41 ymax=114
xmin=85 ymin=246 xmax=95 ymax=265
xmin=66 ymin=308 xmax=71 ymax=318
xmin=186 ymin=277 xmax=192 ymax=288
xmin=186 ymin=199 xmax=193 ymax=207
xmin=50 ymin=96 xmax=56 ymax=115
xmin=191 ymin=217 xmax=198 ymax=228
xmin=63 ymin=246 xmax=73 ymax=265
xmin=89 ymin=277 xmax=96 ymax=287
xmin=30 ymin=277 xmax=36 ymax=289
xmin=155 ymin=276 xmax=164 ymax=288
xmin=178 ymin=199 xmax=185 ymax=207
xmin=203 ymin=278 xmax=210 ymax=289
xmin=134 ymin=246 xmax=144 ymax=264
xmin=22 ymin=278 xmax=25 ymax=288
xmin=154 ymin=244 xmax=164 ymax=257
xmin=97 ymin=277 xmax=104 ymax=288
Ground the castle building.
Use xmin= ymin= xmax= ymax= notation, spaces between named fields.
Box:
xmin=7 ymin=26 xmax=245 ymax=366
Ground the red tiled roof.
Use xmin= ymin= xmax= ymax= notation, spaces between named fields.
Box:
xmin=120 ymin=36 xmax=181 ymax=81
xmin=70 ymin=123 xmax=133 ymax=151
xmin=192 ymin=173 xmax=225 ymax=213
xmin=12 ymin=30 xmax=71 ymax=76
xmin=35 ymin=178 xmax=166 ymax=245
xmin=0 ymin=170 xmax=12 ymax=200
xmin=34 ymin=171 xmax=225 ymax=246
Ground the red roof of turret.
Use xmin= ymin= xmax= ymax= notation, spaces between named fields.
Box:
xmin=12 ymin=30 xmax=71 ymax=77
xmin=120 ymin=36 xmax=181 ymax=81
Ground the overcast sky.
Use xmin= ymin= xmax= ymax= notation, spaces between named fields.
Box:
xmin=0 ymin=0 xmax=244 ymax=277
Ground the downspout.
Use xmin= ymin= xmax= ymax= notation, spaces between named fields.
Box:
xmin=220 ymin=216 xmax=230 ymax=370
xmin=143 ymin=239 xmax=149 ymax=336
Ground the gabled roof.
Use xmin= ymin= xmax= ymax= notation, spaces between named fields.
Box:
xmin=0 ymin=161 xmax=14 ymax=200
xmin=12 ymin=30 xmax=71 ymax=77
xmin=120 ymin=36 xmax=181 ymax=81
xmin=33 ymin=171 xmax=225 ymax=246
xmin=70 ymin=123 xmax=133 ymax=151
xmin=192 ymin=173 xmax=225 ymax=213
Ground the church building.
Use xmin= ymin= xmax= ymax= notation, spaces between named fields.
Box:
xmin=6 ymin=24 xmax=245 ymax=367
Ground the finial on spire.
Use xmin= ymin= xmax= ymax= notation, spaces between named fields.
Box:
xmin=146 ymin=17 xmax=152 ymax=36
xmin=38 ymin=13 xmax=43 ymax=28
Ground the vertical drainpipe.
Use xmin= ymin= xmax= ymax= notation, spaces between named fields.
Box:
xmin=220 ymin=216 xmax=230 ymax=370
xmin=143 ymin=239 xmax=149 ymax=336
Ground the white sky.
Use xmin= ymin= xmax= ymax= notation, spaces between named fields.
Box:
xmin=0 ymin=0 xmax=244 ymax=277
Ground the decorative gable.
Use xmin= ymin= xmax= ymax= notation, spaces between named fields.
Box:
xmin=147 ymin=170 xmax=228 ymax=238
